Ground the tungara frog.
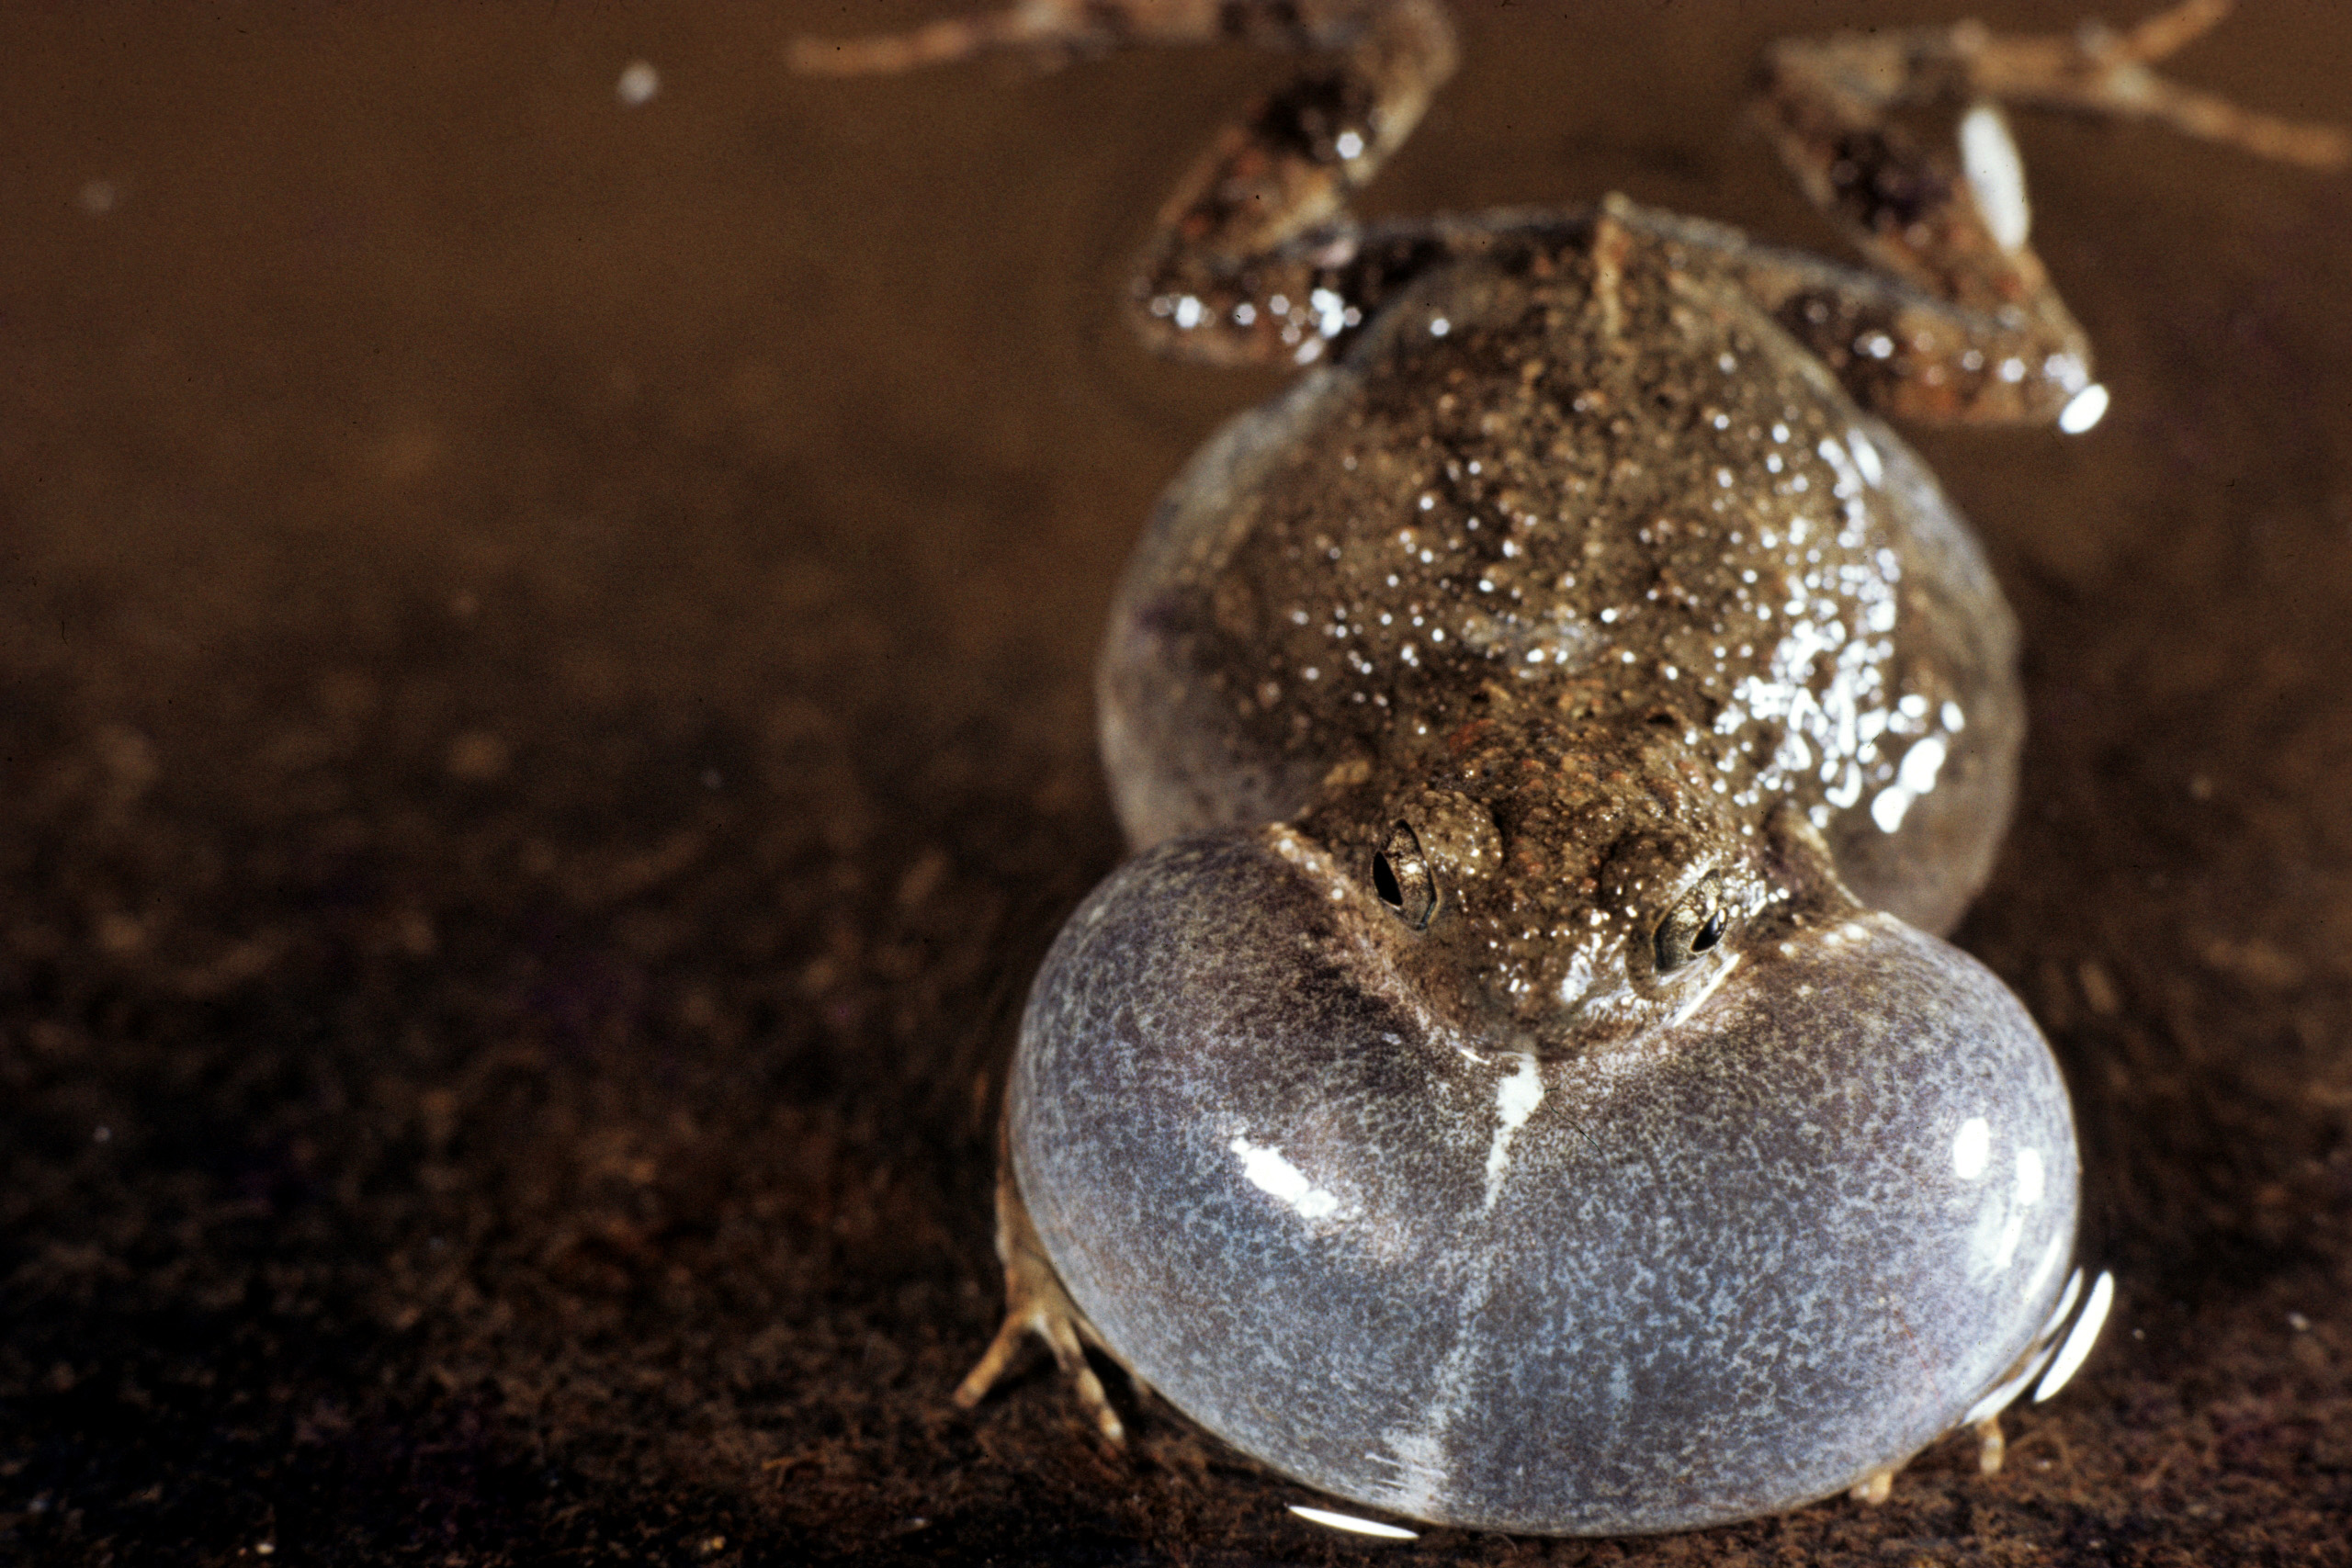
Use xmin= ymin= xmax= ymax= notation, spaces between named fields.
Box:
xmin=797 ymin=0 xmax=2344 ymax=1536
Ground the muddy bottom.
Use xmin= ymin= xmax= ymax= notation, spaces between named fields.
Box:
xmin=4 ymin=3 xmax=2349 ymax=1563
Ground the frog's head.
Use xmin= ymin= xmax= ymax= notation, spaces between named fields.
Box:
xmin=1294 ymin=708 xmax=1847 ymax=1055
xmin=1012 ymin=710 xmax=2080 ymax=1529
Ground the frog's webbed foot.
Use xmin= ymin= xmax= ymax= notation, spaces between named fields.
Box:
xmin=954 ymin=1147 xmax=1134 ymax=1444
xmin=1946 ymin=0 xmax=2347 ymax=168
xmin=1745 ymin=0 xmax=2347 ymax=425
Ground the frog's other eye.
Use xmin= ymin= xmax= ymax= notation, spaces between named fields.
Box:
xmin=1371 ymin=822 xmax=1437 ymax=930
xmin=1653 ymin=873 xmax=1728 ymax=976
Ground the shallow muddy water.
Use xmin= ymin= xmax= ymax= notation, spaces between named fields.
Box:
xmin=4 ymin=3 xmax=2349 ymax=1560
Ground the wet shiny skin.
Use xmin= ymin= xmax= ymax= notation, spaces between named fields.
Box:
xmin=775 ymin=0 xmax=2352 ymax=1535
xmin=1017 ymin=227 xmax=2081 ymax=1530
xmin=1017 ymin=850 xmax=2075 ymax=1532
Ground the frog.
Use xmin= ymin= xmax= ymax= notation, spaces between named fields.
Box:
xmin=794 ymin=0 xmax=2345 ymax=1536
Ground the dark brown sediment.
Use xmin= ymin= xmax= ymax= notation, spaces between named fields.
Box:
xmin=3 ymin=3 xmax=2348 ymax=1561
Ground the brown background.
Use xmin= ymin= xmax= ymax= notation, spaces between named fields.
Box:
xmin=4 ymin=2 xmax=2349 ymax=1562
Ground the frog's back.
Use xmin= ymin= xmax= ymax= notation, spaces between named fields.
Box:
xmin=1102 ymin=228 xmax=2020 ymax=932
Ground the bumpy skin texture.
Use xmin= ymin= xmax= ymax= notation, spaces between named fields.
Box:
xmin=1102 ymin=230 xmax=2023 ymax=938
xmin=1014 ymin=833 xmax=2077 ymax=1534
xmin=1015 ymin=221 xmax=2082 ymax=1531
xmin=793 ymin=0 xmax=2348 ymax=1537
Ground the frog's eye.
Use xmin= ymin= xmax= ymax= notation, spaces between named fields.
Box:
xmin=1653 ymin=873 xmax=1729 ymax=976
xmin=1371 ymin=822 xmax=1438 ymax=931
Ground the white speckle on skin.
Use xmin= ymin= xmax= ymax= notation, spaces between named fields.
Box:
xmin=1871 ymin=784 xmax=1912 ymax=833
xmin=1229 ymin=1134 xmax=1340 ymax=1219
xmin=1873 ymin=732 xmax=1952 ymax=830
xmin=1898 ymin=735 xmax=1948 ymax=794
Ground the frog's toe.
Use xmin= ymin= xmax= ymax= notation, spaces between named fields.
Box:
xmin=954 ymin=1276 xmax=1127 ymax=1445
xmin=1036 ymin=1292 xmax=1127 ymax=1446
xmin=951 ymin=1303 xmax=1037 ymax=1412
xmin=957 ymin=1152 xmax=1130 ymax=1444
xmin=1973 ymin=1415 xmax=2007 ymax=1476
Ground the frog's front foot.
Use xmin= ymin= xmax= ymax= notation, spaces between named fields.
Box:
xmin=1842 ymin=1411 xmax=2002 ymax=1506
xmin=955 ymin=1148 xmax=1132 ymax=1445
xmin=1974 ymin=1415 xmax=2007 ymax=1475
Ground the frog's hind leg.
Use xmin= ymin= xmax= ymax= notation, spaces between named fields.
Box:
xmin=954 ymin=1134 xmax=1136 ymax=1444
xmin=795 ymin=1 xmax=1471 ymax=368
xmin=1741 ymin=0 xmax=2347 ymax=425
